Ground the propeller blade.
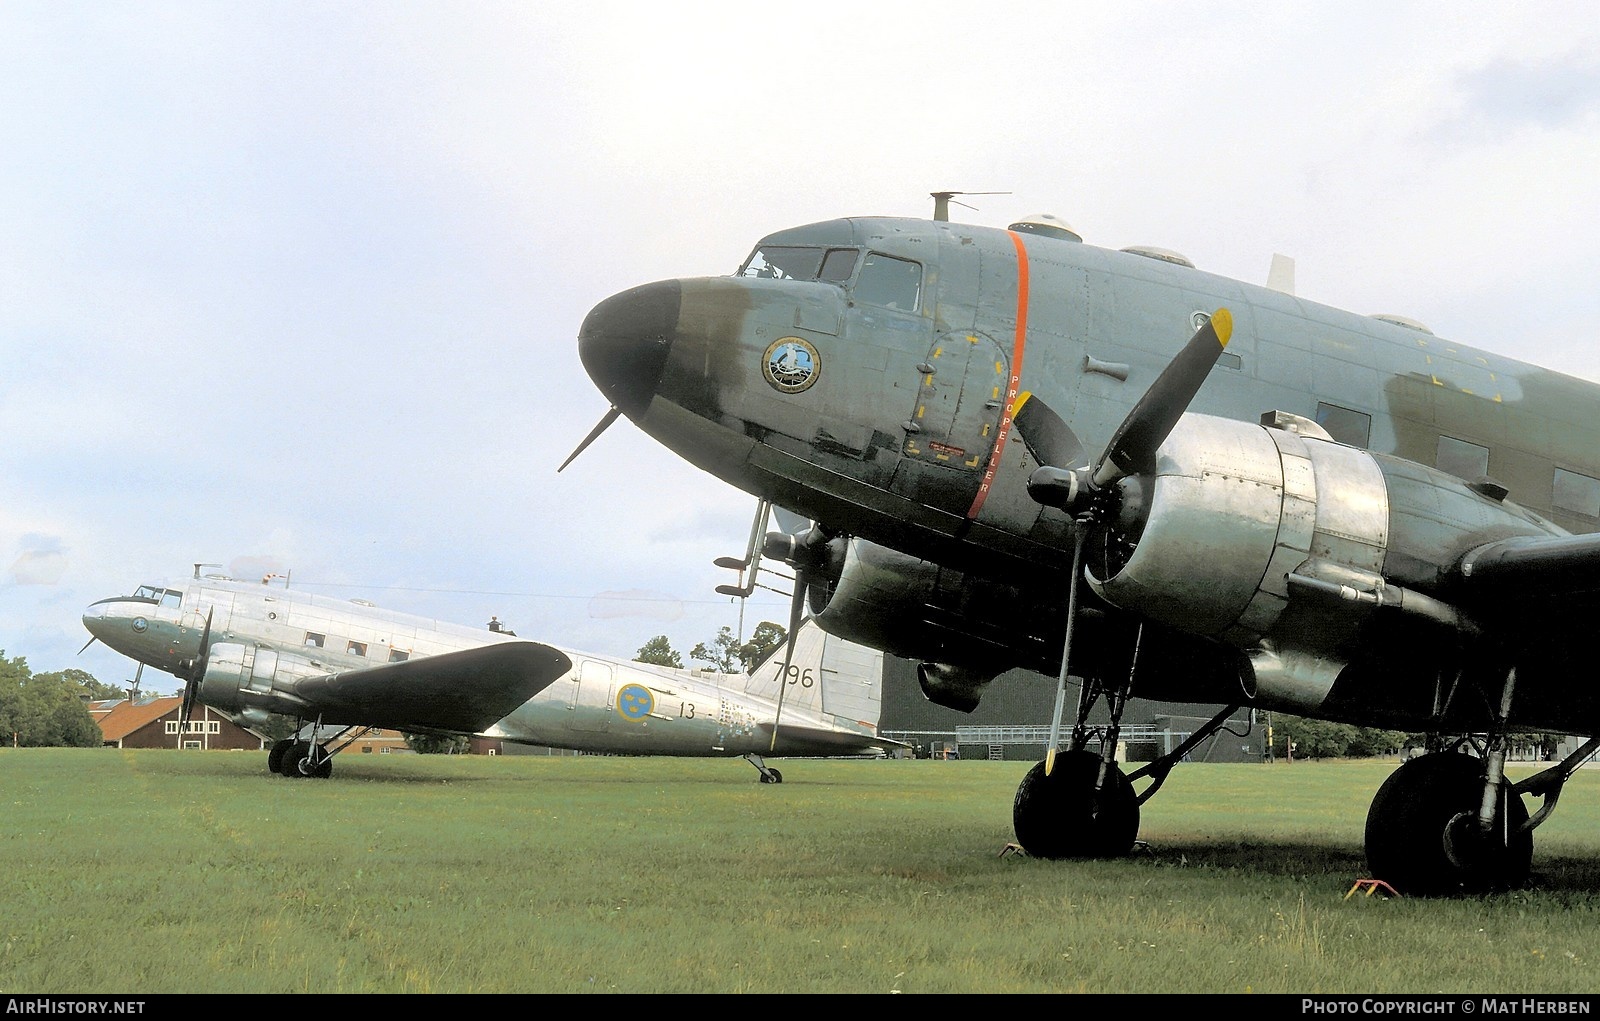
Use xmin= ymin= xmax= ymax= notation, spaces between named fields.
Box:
xmin=557 ymin=405 xmax=622 ymax=473
xmin=1044 ymin=523 xmax=1090 ymax=775
xmin=1093 ymin=308 xmax=1232 ymax=487
xmin=768 ymin=576 xmax=807 ymax=753
xmin=1011 ymin=391 xmax=1087 ymax=470
xmin=179 ymin=608 xmax=213 ymax=733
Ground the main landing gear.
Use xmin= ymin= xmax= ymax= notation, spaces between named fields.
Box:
xmin=266 ymin=719 xmax=372 ymax=779
xmin=1011 ymin=695 xmax=1243 ymax=861
xmin=1362 ymin=663 xmax=1600 ymax=896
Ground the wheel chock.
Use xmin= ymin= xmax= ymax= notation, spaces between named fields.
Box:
xmin=1345 ymin=878 xmax=1400 ymax=899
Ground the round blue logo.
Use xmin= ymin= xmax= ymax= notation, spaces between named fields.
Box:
xmin=763 ymin=337 xmax=821 ymax=394
xmin=616 ymin=683 xmax=654 ymax=722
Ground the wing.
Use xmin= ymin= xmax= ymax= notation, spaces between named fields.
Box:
xmin=285 ymin=641 xmax=572 ymax=733
xmin=1457 ymin=532 xmax=1600 ymax=599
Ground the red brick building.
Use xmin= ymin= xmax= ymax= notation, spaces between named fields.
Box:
xmin=91 ymin=696 xmax=267 ymax=750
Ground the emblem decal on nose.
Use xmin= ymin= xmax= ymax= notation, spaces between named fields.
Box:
xmin=763 ymin=337 xmax=821 ymax=394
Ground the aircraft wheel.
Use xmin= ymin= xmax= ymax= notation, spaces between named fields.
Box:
xmin=281 ymin=741 xmax=315 ymax=778
xmin=311 ymin=744 xmax=334 ymax=779
xmin=1364 ymin=752 xmax=1532 ymax=896
xmin=1012 ymin=750 xmax=1139 ymax=860
xmin=759 ymin=768 xmax=783 ymax=784
xmin=267 ymin=739 xmax=293 ymax=775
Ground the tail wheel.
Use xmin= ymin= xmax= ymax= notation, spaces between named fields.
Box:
xmin=1365 ymin=752 xmax=1532 ymax=896
xmin=1013 ymin=749 xmax=1139 ymax=860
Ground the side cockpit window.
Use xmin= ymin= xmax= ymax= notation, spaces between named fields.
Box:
xmin=739 ymin=245 xmax=861 ymax=285
xmin=853 ymin=253 xmax=922 ymax=311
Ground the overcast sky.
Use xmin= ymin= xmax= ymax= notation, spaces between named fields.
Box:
xmin=4 ymin=1 xmax=1598 ymax=693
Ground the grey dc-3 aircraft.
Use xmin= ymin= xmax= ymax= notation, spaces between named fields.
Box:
xmin=81 ymin=568 xmax=901 ymax=782
xmin=565 ymin=195 xmax=1600 ymax=896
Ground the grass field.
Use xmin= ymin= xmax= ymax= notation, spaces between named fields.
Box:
xmin=4 ymin=748 xmax=1600 ymax=994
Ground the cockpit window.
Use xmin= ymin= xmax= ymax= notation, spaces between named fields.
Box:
xmin=739 ymin=245 xmax=861 ymax=285
xmin=819 ymin=248 xmax=858 ymax=283
xmin=853 ymin=253 xmax=922 ymax=311
xmin=131 ymin=585 xmax=183 ymax=608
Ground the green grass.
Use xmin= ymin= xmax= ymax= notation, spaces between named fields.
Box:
xmin=4 ymin=749 xmax=1600 ymax=994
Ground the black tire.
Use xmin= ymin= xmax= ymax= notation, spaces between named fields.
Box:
xmin=769 ymin=768 xmax=782 ymax=784
xmin=1365 ymin=752 xmax=1532 ymax=896
xmin=311 ymin=744 xmax=333 ymax=779
xmin=1012 ymin=750 xmax=1140 ymax=860
xmin=267 ymin=739 xmax=293 ymax=775
xmin=281 ymin=740 xmax=314 ymax=778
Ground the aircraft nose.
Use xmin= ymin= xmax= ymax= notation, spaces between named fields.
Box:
xmin=81 ymin=601 xmax=118 ymax=647
xmin=578 ymin=280 xmax=680 ymax=416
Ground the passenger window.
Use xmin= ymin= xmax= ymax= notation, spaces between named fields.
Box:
xmin=1436 ymin=436 xmax=1489 ymax=481
xmin=305 ymin=632 xmax=325 ymax=648
xmin=1314 ymin=402 xmax=1372 ymax=448
xmin=853 ymin=253 xmax=921 ymax=311
xmin=1554 ymin=468 xmax=1600 ymax=518
xmin=389 ymin=649 xmax=410 ymax=663
xmin=347 ymin=641 xmax=367 ymax=657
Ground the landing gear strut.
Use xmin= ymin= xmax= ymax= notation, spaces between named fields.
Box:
xmin=1364 ymin=749 xmax=1531 ymax=896
xmin=745 ymin=753 xmax=783 ymax=784
xmin=268 ymin=717 xmax=352 ymax=779
xmin=1362 ymin=664 xmax=1600 ymax=896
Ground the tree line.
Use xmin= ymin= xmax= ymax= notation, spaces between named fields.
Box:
xmin=0 ymin=652 xmax=125 ymax=748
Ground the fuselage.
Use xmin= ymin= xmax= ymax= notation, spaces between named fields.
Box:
xmin=82 ymin=575 xmax=891 ymax=758
xmin=578 ymin=216 xmax=1600 ymax=735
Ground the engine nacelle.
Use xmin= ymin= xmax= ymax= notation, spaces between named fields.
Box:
xmin=810 ymin=539 xmax=1046 ymax=710
xmin=1090 ymin=412 xmax=1561 ymax=707
xmin=198 ymin=642 xmax=323 ymax=718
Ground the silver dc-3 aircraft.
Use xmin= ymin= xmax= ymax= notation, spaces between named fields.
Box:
xmin=566 ymin=196 xmax=1600 ymax=896
xmin=82 ymin=568 xmax=901 ymax=782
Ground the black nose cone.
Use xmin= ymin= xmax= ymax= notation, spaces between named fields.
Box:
xmin=579 ymin=280 xmax=680 ymax=416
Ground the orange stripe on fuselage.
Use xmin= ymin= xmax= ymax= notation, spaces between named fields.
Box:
xmin=965 ymin=230 xmax=1030 ymax=519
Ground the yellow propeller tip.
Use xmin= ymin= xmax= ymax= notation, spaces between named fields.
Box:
xmin=1212 ymin=308 xmax=1233 ymax=347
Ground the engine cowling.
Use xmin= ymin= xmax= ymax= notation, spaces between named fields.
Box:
xmin=809 ymin=539 xmax=1049 ymax=710
xmin=197 ymin=642 xmax=324 ymax=719
xmin=1087 ymin=412 xmax=1562 ymax=707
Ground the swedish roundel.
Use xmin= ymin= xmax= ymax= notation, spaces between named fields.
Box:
xmin=616 ymin=683 xmax=654 ymax=722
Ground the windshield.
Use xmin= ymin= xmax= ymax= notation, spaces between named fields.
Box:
xmin=132 ymin=585 xmax=183 ymax=608
xmin=739 ymin=245 xmax=860 ymax=284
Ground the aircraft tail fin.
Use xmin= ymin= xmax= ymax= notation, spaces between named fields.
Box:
xmin=743 ymin=616 xmax=886 ymax=734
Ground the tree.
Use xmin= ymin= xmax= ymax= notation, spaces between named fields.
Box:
xmin=1271 ymin=714 xmax=1408 ymax=760
xmin=691 ymin=622 xmax=788 ymax=674
xmin=691 ymin=626 xmax=744 ymax=673
xmin=51 ymin=667 xmax=126 ymax=702
xmin=634 ymin=635 xmax=683 ymax=668
xmin=403 ymin=732 xmax=470 ymax=754
xmin=0 ymin=654 xmax=104 ymax=748
xmin=743 ymin=621 xmax=787 ymax=671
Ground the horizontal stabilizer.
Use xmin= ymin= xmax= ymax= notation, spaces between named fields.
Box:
xmin=755 ymin=720 xmax=908 ymax=754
